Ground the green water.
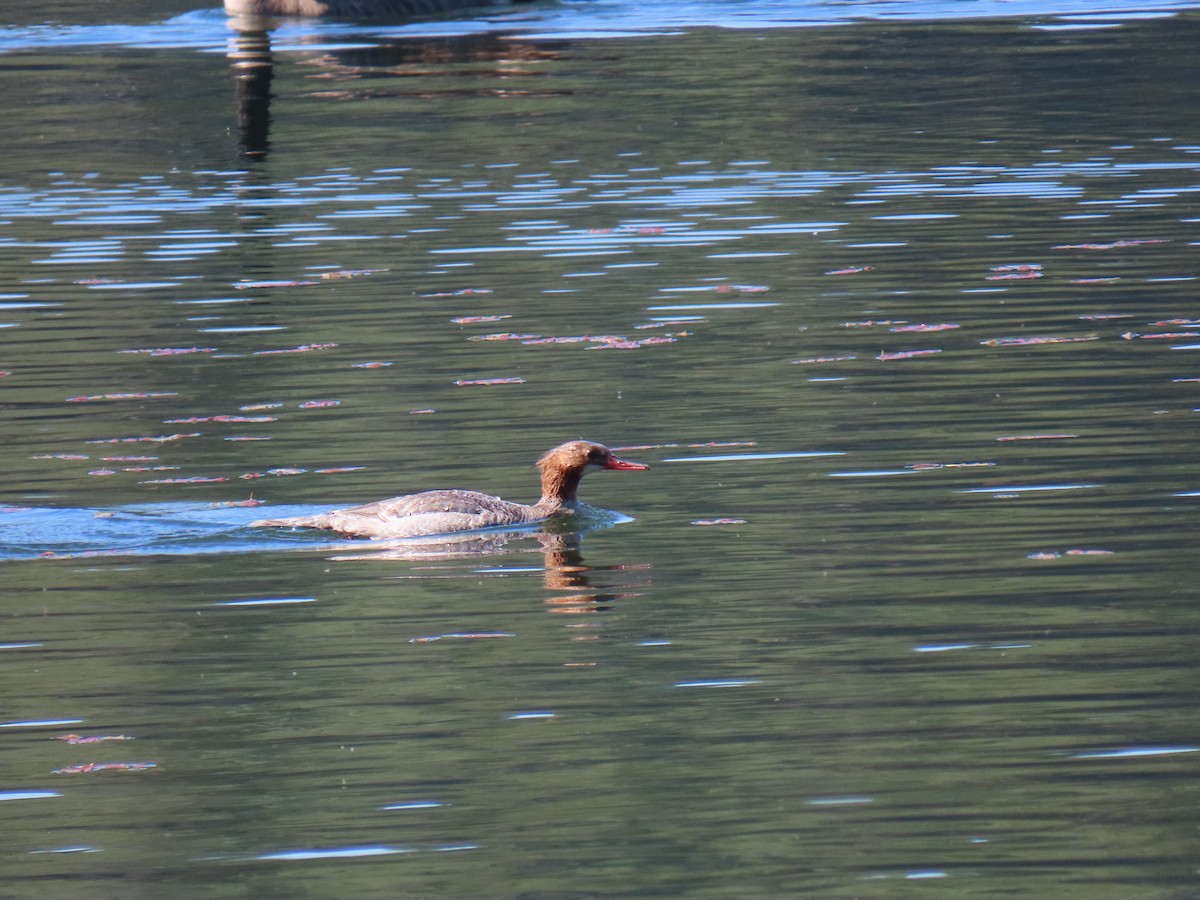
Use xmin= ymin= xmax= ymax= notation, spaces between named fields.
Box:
xmin=1 ymin=5 xmax=1200 ymax=897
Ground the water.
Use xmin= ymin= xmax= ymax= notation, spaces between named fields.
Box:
xmin=2 ymin=1 xmax=1200 ymax=897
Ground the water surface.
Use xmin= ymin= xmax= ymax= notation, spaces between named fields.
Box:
xmin=2 ymin=1 xmax=1200 ymax=897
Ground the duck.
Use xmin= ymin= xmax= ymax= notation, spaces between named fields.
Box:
xmin=250 ymin=440 xmax=648 ymax=539
xmin=224 ymin=0 xmax=521 ymax=17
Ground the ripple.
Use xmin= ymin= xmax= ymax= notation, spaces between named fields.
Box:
xmin=645 ymin=302 xmax=780 ymax=310
xmin=958 ymin=483 xmax=1101 ymax=494
xmin=0 ymin=790 xmax=61 ymax=801
xmin=665 ymin=451 xmax=843 ymax=462
xmin=213 ymin=597 xmax=317 ymax=607
xmin=382 ymin=800 xmax=449 ymax=810
xmin=1072 ymin=746 xmax=1199 ymax=759
xmin=827 ymin=469 xmax=918 ymax=477
xmin=257 ymin=845 xmax=412 ymax=861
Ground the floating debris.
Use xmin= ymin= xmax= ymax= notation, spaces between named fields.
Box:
xmin=519 ymin=334 xmax=684 ymax=350
xmin=1053 ymin=239 xmax=1168 ymax=250
xmin=986 ymin=263 xmax=1043 ymax=280
xmin=318 ymin=268 xmax=388 ymax=280
xmin=890 ymin=323 xmax=960 ymax=333
xmin=53 ymin=762 xmax=156 ymax=775
xmin=239 ymin=468 xmax=308 ymax=480
xmin=876 ymin=349 xmax=942 ymax=361
xmin=164 ymin=415 xmax=276 ymax=424
xmin=454 ymin=377 xmax=526 ymax=386
xmin=996 ymin=433 xmax=1078 ymax=441
xmin=981 ymin=335 xmax=1099 ymax=347
xmin=86 ymin=433 xmax=201 ymax=444
xmin=906 ymin=461 xmax=996 ymax=470
xmin=713 ymin=283 xmax=769 ymax=293
xmin=792 ymin=355 xmax=857 ymax=364
xmin=587 ymin=335 xmax=680 ymax=350
xmin=635 ymin=318 xmax=703 ymax=329
xmin=452 ymin=315 xmax=512 ymax=324
xmin=587 ymin=225 xmax=666 ymax=235
xmin=119 ymin=346 xmax=217 ymax=357
xmin=253 ymin=343 xmax=338 ymax=356
xmin=140 ymin=476 xmax=228 ymax=485
xmin=522 ymin=335 xmax=608 ymax=345
xmin=421 ymin=288 xmax=494 ymax=298
xmin=66 ymin=392 xmax=178 ymax=403
xmin=468 ymin=333 xmax=541 ymax=342
xmin=54 ymin=734 xmax=134 ymax=745
xmin=1028 ymin=549 xmax=1115 ymax=560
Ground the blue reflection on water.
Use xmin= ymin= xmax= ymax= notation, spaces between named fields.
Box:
xmin=0 ymin=501 xmax=631 ymax=560
xmin=1 ymin=0 xmax=1198 ymax=59
xmin=0 ymin=502 xmax=330 ymax=560
xmin=0 ymin=790 xmax=62 ymax=801
xmin=254 ymin=843 xmax=483 ymax=861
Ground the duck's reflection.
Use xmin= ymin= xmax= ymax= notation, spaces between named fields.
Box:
xmin=226 ymin=0 xmax=518 ymax=17
xmin=226 ymin=14 xmax=567 ymax=159
xmin=326 ymin=524 xmax=645 ymax=613
xmin=229 ymin=27 xmax=274 ymax=157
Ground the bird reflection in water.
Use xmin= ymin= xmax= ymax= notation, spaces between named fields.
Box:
xmin=224 ymin=9 xmax=568 ymax=158
xmin=327 ymin=522 xmax=648 ymax=614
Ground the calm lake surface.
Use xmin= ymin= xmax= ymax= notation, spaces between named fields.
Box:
xmin=2 ymin=1 xmax=1200 ymax=896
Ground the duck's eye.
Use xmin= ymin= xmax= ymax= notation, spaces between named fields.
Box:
xmin=587 ymin=449 xmax=604 ymax=463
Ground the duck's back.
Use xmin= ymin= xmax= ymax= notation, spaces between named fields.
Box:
xmin=253 ymin=489 xmax=543 ymax=539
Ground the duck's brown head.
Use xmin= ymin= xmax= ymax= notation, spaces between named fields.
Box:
xmin=536 ymin=441 xmax=648 ymax=505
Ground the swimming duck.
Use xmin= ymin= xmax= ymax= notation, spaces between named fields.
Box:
xmin=251 ymin=440 xmax=648 ymax=539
